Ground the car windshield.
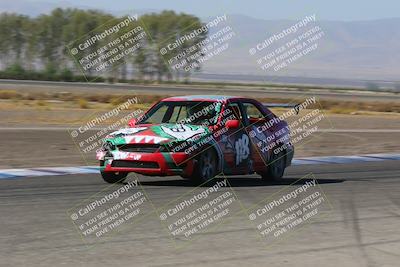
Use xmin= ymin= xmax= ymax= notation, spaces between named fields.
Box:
xmin=139 ymin=101 xmax=221 ymax=125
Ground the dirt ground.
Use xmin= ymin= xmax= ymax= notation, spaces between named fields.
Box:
xmin=0 ymin=103 xmax=399 ymax=128
xmin=1 ymin=129 xmax=399 ymax=169
xmin=0 ymin=87 xmax=399 ymax=169
xmin=0 ymin=113 xmax=399 ymax=168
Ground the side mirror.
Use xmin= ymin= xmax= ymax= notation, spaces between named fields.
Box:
xmin=225 ymin=119 xmax=240 ymax=129
xmin=128 ymin=118 xmax=137 ymax=127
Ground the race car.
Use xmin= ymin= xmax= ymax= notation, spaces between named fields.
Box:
xmin=96 ymin=95 xmax=294 ymax=183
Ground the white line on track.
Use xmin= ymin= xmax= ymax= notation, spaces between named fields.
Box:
xmin=0 ymin=127 xmax=400 ymax=133
xmin=0 ymin=153 xmax=399 ymax=180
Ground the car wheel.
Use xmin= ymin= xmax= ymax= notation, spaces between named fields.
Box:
xmin=101 ymin=171 xmax=128 ymax=183
xmin=190 ymin=149 xmax=217 ymax=183
xmin=261 ymin=151 xmax=286 ymax=181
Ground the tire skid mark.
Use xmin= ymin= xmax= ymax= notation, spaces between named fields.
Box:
xmin=348 ymin=189 xmax=377 ymax=267
xmin=151 ymin=239 xmax=400 ymax=267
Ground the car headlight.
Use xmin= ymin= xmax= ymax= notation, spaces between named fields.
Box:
xmin=101 ymin=141 xmax=116 ymax=151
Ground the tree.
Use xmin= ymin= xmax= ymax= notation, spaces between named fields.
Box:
xmin=0 ymin=8 xmax=208 ymax=82
xmin=0 ymin=13 xmax=31 ymax=68
xmin=139 ymin=11 xmax=207 ymax=82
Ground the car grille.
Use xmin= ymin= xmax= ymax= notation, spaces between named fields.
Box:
xmin=111 ymin=160 xmax=159 ymax=169
xmin=117 ymin=144 xmax=160 ymax=153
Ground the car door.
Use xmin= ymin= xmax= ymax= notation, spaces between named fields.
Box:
xmin=241 ymin=101 xmax=276 ymax=170
xmin=218 ymin=100 xmax=252 ymax=175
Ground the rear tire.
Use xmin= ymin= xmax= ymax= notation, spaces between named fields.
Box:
xmin=261 ymin=151 xmax=286 ymax=181
xmin=189 ymin=149 xmax=217 ymax=184
xmin=101 ymin=171 xmax=128 ymax=183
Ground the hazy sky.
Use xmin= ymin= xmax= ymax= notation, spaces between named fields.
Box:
xmin=12 ymin=0 xmax=400 ymax=20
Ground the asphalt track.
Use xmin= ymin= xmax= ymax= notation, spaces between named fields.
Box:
xmin=1 ymin=79 xmax=399 ymax=103
xmin=1 ymin=160 xmax=400 ymax=266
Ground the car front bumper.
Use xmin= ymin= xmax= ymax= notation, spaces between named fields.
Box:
xmin=99 ymin=151 xmax=195 ymax=176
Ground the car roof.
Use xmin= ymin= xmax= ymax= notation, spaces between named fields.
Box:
xmin=162 ymin=95 xmax=245 ymax=102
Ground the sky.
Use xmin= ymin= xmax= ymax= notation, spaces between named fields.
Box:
xmin=4 ymin=0 xmax=400 ymax=21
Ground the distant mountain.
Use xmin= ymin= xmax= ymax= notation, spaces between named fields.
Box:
xmin=1 ymin=2 xmax=398 ymax=81
xmin=201 ymin=15 xmax=400 ymax=80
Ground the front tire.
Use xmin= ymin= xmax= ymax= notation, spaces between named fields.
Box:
xmin=261 ymin=151 xmax=286 ymax=181
xmin=189 ymin=149 xmax=217 ymax=183
xmin=101 ymin=171 xmax=128 ymax=183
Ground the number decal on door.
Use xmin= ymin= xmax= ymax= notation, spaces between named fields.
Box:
xmin=235 ymin=134 xmax=250 ymax=165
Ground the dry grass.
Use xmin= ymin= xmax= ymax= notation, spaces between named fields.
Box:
xmin=0 ymin=89 xmax=399 ymax=114
xmin=0 ymin=90 xmax=21 ymax=99
xmin=36 ymin=100 xmax=47 ymax=107
xmin=0 ymin=90 xmax=166 ymax=104
xmin=318 ymin=100 xmax=400 ymax=114
xmin=77 ymin=98 xmax=89 ymax=109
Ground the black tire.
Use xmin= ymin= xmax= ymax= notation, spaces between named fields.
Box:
xmin=101 ymin=171 xmax=128 ymax=183
xmin=261 ymin=151 xmax=286 ymax=181
xmin=189 ymin=148 xmax=217 ymax=183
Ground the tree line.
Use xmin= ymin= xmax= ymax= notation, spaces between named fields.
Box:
xmin=0 ymin=8 xmax=206 ymax=82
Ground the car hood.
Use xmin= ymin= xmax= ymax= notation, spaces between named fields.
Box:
xmin=104 ymin=123 xmax=210 ymax=145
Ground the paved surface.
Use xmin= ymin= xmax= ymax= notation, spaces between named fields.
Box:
xmin=1 ymin=153 xmax=399 ymax=179
xmin=1 ymin=79 xmax=399 ymax=103
xmin=1 ymin=160 xmax=399 ymax=267
xmin=1 ymin=127 xmax=399 ymax=169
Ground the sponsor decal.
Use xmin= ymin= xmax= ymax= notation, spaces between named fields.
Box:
xmin=161 ymin=124 xmax=206 ymax=141
xmin=111 ymin=151 xmax=129 ymax=160
xmin=235 ymin=134 xmax=250 ymax=165
xmin=111 ymin=151 xmax=143 ymax=160
xmin=96 ymin=150 xmax=107 ymax=160
xmin=109 ymin=127 xmax=147 ymax=137
xmin=124 ymin=135 xmax=169 ymax=144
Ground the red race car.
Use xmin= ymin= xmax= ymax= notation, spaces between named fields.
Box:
xmin=97 ymin=95 xmax=294 ymax=183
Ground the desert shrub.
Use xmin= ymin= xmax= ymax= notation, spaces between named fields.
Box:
xmin=77 ymin=98 xmax=89 ymax=109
